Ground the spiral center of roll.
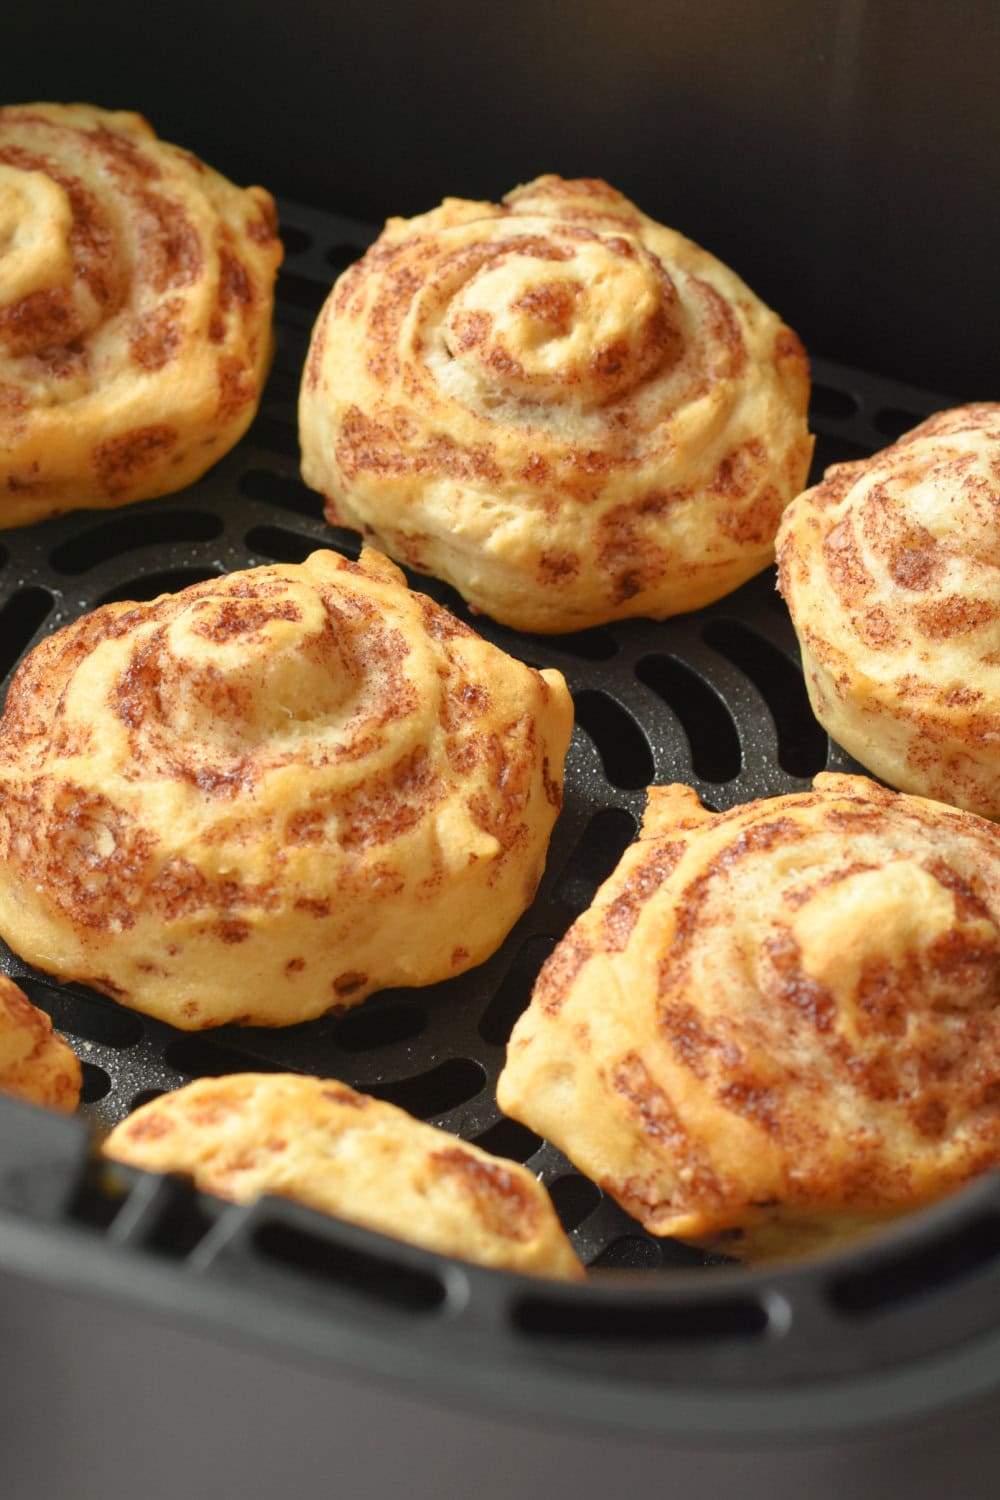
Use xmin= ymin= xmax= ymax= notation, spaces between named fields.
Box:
xmin=442 ymin=234 xmax=678 ymax=406
xmin=0 ymin=163 xmax=105 ymax=357
xmin=156 ymin=584 xmax=352 ymax=746
xmin=789 ymin=862 xmax=1000 ymax=1032
xmin=0 ymin=165 xmax=74 ymax=296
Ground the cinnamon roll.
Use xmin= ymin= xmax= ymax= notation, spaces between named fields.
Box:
xmin=0 ymin=548 xmax=573 ymax=1029
xmin=777 ymin=403 xmax=1000 ymax=820
xmin=103 ymin=1072 xmax=583 ymax=1279
xmin=299 ymin=175 xmax=813 ymax=633
xmin=0 ymin=103 xmax=282 ymax=527
xmin=498 ymin=773 xmax=1000 ymax=1260
xmin=0 ymin=974 xmax=81 ymax=1113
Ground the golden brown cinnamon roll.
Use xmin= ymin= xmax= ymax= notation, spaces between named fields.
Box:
xmin=498 ymin=773 xmax=1000 ymax=1260
xmin=777 ymin=403 xmax=1000 ymax=820
xmin=0 ymin=548 xmax=573 ymax=1029
xmin=103 ymin=1073 xmax=583 ymax=1279
xmin=299 ymin=175 xmax=813 ymax=633
xmin=0 ymin=974 xmax=81 ymax=1113
xmin=0 ymin=103 xmax=282 ymax=527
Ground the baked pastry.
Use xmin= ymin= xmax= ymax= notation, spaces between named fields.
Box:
xmin=777 ymin=403 xmax=1000 ymax=820
xmin=103 ymin=1072 xmax=583 ymax=1278
xmin=299 ymin=174 xmax=813 ymax=633
xmin=0 ymin=547 xmax=573 ymax=1029
xmin=498 ymin=773 xmax=1000 ymax=1260
xmin=0 ymin=102 xmax=282 ymax=528
xmin=0 ymin=974 xmax=81 ymax=1113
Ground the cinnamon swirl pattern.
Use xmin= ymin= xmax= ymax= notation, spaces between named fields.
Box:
xmin=299 ymin=175 xmax=813 ymax=633
xmin=0 ymin=975 xmax=81 ymax=1113
xmin=0 ymin=103 xmax=282 ymax=528
xmin=104 ymin=1073 xmax=583 ymax=1279
xmin=498 ymin=773 xmax=1000 ymax=1259
xmin=777 ymin=404 xmax=1000 ymax=820
xmin=0 ymin=548 xmax=573 ymax=1029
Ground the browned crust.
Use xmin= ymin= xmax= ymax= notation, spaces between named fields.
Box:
xmin=0 ymin=548 xmax=573 ymax=1029
xmin=499 ymin=774 xmax=1000 ymax=1257
xmin=299 ymin=174 xmax=812 ymax=633
xmin=0 ymin=103 xmax=282 ymax=526
xmin=777 ymin=404 xmax=1000 ymax=819
xmin=103 ymin=1073 xmax=583 ymax=1278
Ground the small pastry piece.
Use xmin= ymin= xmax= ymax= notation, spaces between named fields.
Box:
xmin=103 ymin=1073 xmax=583 ymax=1279
xmin=0 ymin=974 xmax=81 ymax=1112
xmin=777 ymin=403 xmax=1000 ymax=820
xmin=0 ymin=547 xmax=572 ymax=1029
xmin=498 ymin=773 xmax=1000 ymax=1260
xmin=300 ymin=174 xmax=813 ymax=633
xmin=0 ymin=102 xmax=282 ymax=527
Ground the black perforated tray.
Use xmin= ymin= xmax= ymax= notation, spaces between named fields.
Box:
xmin=4 ymin=200 xmax=997 ymax=1438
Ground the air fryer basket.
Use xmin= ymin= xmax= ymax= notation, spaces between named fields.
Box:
xmin=3 ymin=199 xmax=1000 ymax=1456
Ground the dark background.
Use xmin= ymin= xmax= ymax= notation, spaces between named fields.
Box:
xmin=2 ymin=2 xmax=998 ymax=402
